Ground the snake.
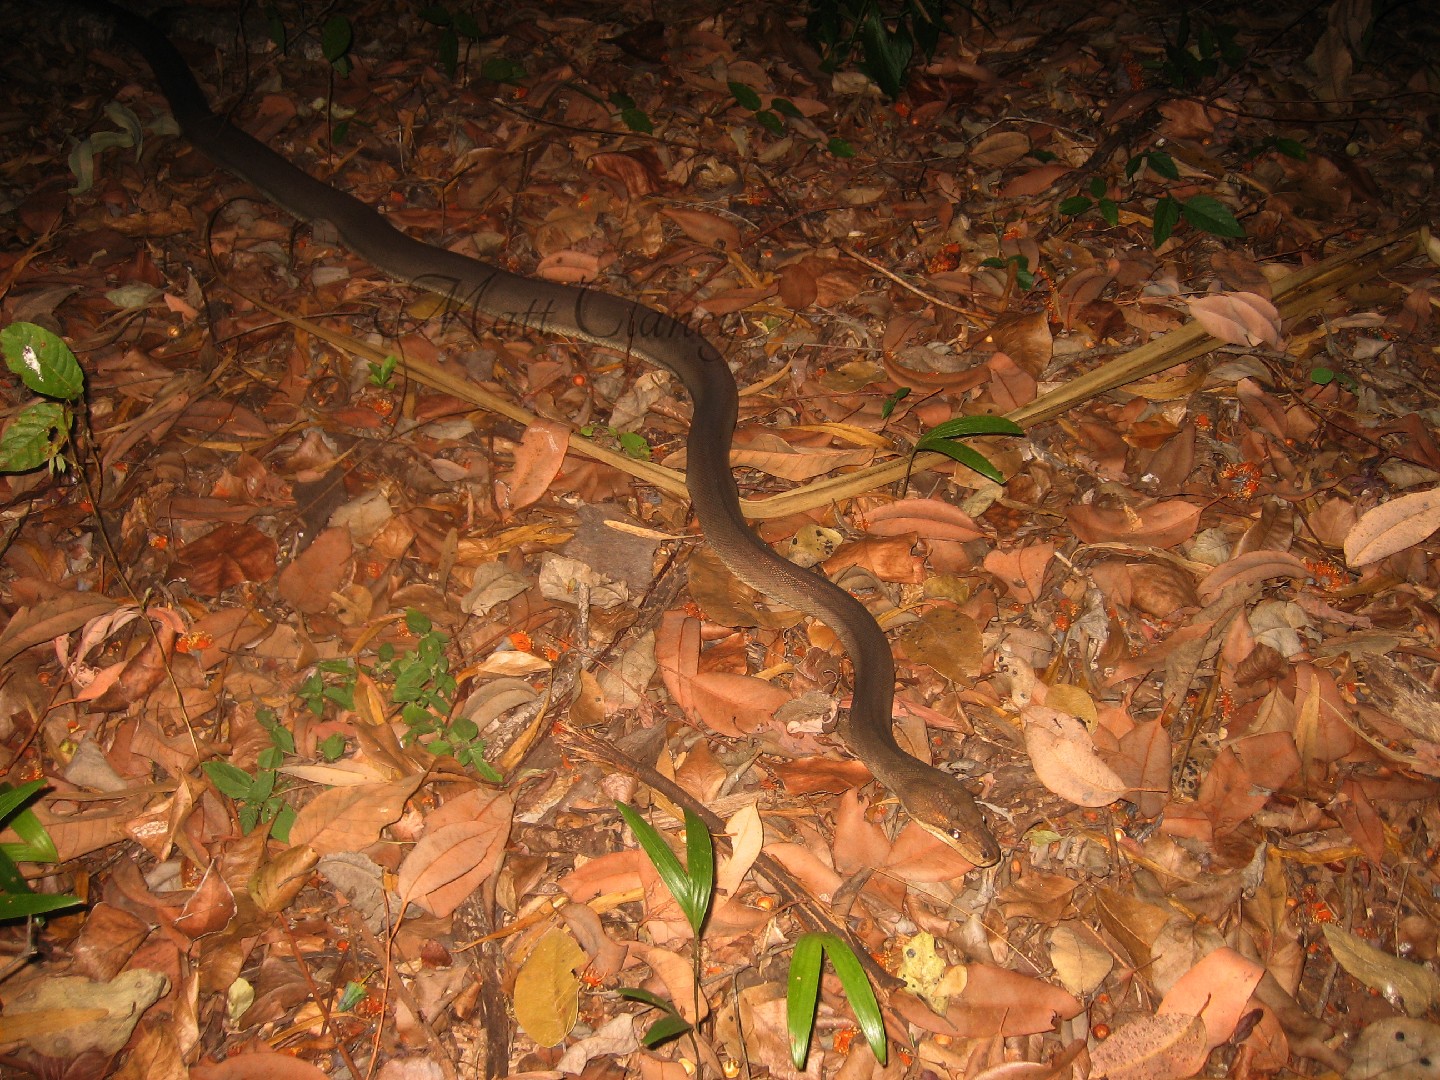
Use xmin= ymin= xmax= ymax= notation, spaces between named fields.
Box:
xmin=77 ymin=0 xmax=1001 ymax=866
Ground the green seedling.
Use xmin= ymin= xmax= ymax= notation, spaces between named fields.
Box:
xmin=618 ymin=802 xmax=887 ymax=1069
xmin=609 ymin=92 xmax=655 ymax=135
xmin=912 ymin=413 xmax=1025 ymax=485
xmin=806 ymin=0 xmax=979 ymax=100
xmin=979 ymin=253 xmax=1037 ymax=290
xmin=202 ymin=708 xmax=299 ymax=839
xmin=578 ymin=424 xmax=652 ymax=460
xmin=1061 ymin=149 xmax=1245 ymax=247
xmin=419 ymin=4 xmax=483 ymax=78
xmin=0 ymin=323 xmax=85 ymax=475
xmin=368 ymin=354 xmax=398 ymax=388
xmin=0 ymin=782 xmax=82 ymax=921
xmin=727 ymin=82 xmax=853 ymax=157
xmin=788 ymin=932 xmax=887 ymax=1067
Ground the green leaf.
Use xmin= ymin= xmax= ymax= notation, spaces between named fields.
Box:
xmin=322 ymin=16 xmax=353 ymax=64
xmin=1099 ymin=198 xmax=1120 ymax=227
xmin=0 ymin=891 xmax=83 ymax=920
xmin=263 ymin=5 xmax=286 ymax=50
xmin=454 ymin=12 xmax=481 ymax=39
xmin=1058 ymin=195 xmax=1092 ymax=216
xmin=620 ymin=108 xmax=653 ymax=134
xmin=880 ymin=386 xmax=910 ymax=420
xmin=771 ymin=97 xmax=803 ymax=119
xmin=1146 ymin=151 xmax=1179 ymax=179
xmin=1275 ymin=137 xmax=1307 ymax=160
xmin=0 ymin=782 xmax=48 ymax=828
xmin=729 ymin=81 xmax=762 ymax=111
xmin=919 ymin=439 xmax=1004 ymax=483
xmin=1 ymin=323 xmax=85 ymax=400
xmin=0 ymin=848 xmax=29 ymax=895
xmin=858 ymin=10 xmax=911 ymax=98
xmin=682 ymin=807 xmax=714 ymax=937
xmin=1153 ymin=194 xmax=1181 ymax=246
xmin=827 ymin=137 xmax=855 ymax=158
xmin=920 ymin=414 xmax=1025 ymax=441
xmin=755 ymin=110 xmax=785 ymax=136
xmin=617 ymin=986 xmax=679 ymax=1012
xmin=319 ymin=733 xmax=347 ymax=762
xmin=1124 ymin=155 xmax=1143 ymax=180
xmin=787 ymin=933 xmax=824 ymax=1067
xmin=271 ymin=802 xmax=297 ymax=843
xmin=617 ymin=431 xmax=652 ymax=459
xmin=1180 ymin=194 xmax=1245 ymax=238
xmin=640 ymin=1012 xmax=692 ymax=1047
xmin=615 ymin=802 xmax=711 ymax=937
xmin=481 ymin=57 xmax=527 ymax=84
xmin=203 ymin=761 xmax=257 ymax=801
xmin=0 ymin=400 xmax=70 ymax=474
xmin=438 ymin=27 xmax=459 ymax=79
xmin=826 ymin=936 xmax=886 ymax=1063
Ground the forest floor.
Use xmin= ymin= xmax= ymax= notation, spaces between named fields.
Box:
xmin=1 ymin=0 xmax=1439 ymax=1077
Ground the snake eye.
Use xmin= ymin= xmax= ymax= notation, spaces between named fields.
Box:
xmin=949 ymin=827 xmax=967 ymax=842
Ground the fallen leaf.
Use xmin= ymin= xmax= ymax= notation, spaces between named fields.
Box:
xmin=1343 ymin=487 xmax=1440 ymax=567
xmin=513 ymin=928 xmax=585 ymax=1047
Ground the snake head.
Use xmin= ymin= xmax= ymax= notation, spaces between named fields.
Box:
xmin=910 ymin=810 xmax=1002 ymax=868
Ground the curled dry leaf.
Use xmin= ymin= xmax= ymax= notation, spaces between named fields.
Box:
xmin=1088 ymin=1012 xmax=1209 ymax=1080
xmin=1186 ymin=291 xmax=1282 ymax=347
xmin=1343 ymin=487 xmax=1440 ymax=567
xmin=1022 ymin=705 xmax=1130 ymax=808
xmin=0 ymin=969 xmax=169 ymax=1057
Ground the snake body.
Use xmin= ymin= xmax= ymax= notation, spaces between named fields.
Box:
xmin=82 ymin=1 xmax=1000 ymax=866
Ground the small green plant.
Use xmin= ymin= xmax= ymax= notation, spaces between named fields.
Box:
xmin=419 ymin=4 xmax=483 ymax=78
xmin=322 ymin=15 xmax=354 ymax=78
xmin=299 ymin=610 xmax=502 ymax=781
xmin=367 ymin=354 xmax=399 ymax=388
xmin=609 ymin=92 xmax=654 ymax=134
xmin=912 ymin=413 xmax=1025 ymax=484
xmin=879 ymin=385 xmax=911 ymax=420
xmin=202 ymin=709 xmax=299 ymax=839
xmin=788 ymin=932 xmax=886 ymax=1067
xmin=577 ymin=424 xmax=652 ymax=460
xmin=1153 ymin=14 xmax=1243 ymax=89
xmin=979 ymin=253 xmax=1037 ymax=291
xmin=0 ymin=323 xmax=86 ymax=475
xmin=728 ymin=82 xmax=854 ymax=157
xmin=617 ymin=801 xmax=887 ymax=1067
xmin=0 ymin=782 xmax=83 ymax=921
xmin=806 ymin=0 xmax=964 ymax=99
xmin=1061 ymin=149 xmax=1245 ymax=247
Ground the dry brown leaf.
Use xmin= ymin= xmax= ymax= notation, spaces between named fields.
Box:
xmin=513 ymin=928 xmax=585 ymax=1047
xmin=277 ymin=526 xmax=352 ymax=615
xmin=1343 ymin=486 xmax=1440 ymax=567
xmin=982 ymin=543 xmax=1055 ymax=604
xmin=1022 ymin=705 xmax=1129 ymax=807
xmin=1186 ymin=291 xmax=1282 ymax=347
xmin=1067 ymin=501 xmax=1200 ymax=548
xmin=171 ymin=522 xmax=278 ymax=597
xmin=1088 ymin=1012 xmax=1209 ymax=1080
xmin=730 ymin=432 xmax=872 ymax=481
xmin=688 ymin=671 xmax=791 ymax=737
xmin=1346 ymin=1017 xmax=1440 ymax=1080
xmin=660 ymin=207 xmax=742 ymax=248
xmin=1323 ymin=925 xmax=1440 ymax=1016
xmin=503 ymin=419 xmax=571 ymax=513
xmin=287 ymin=775 xmax=423 ymax=857
xmin=397 ymin=791 xmax=513 ymax=917
xmin=1158 ymin=947 xmax=1265 ymax=1050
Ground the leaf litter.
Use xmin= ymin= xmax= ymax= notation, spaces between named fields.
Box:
xmin=1 ymin=0 xmax=1439 ymax=1077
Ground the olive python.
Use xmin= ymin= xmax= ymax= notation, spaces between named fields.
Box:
xmin=73 ymin=0 xmax=1001 ymax=866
